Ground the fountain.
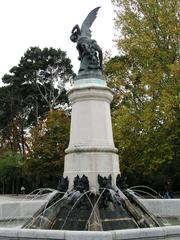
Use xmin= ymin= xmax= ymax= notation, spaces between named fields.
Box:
xmin=0 ymin=6 xmax=180 ymax=240
xmin=21 ymin=7 xmax=160 ymax=232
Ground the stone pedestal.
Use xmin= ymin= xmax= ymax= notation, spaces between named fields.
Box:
xmin=64 ymin=78 xmax=120 ymax=190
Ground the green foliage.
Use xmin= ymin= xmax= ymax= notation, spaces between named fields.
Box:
xmin=0 ymin=150 xmax=22 ymax=179
xmin=2 ymin=47 xmax=75 ymax=85
xmin=1 ymin=46 xmax=74 ymax=124
xmin=0 ymin=47 xmax=74 ymax=167
xmin=107 ymin=0 xmax=180 ymax=189
xmin=25 ymin=110 xmax=70 ymax=187
xmin=0 ymin=150 xmax=22 ymax=193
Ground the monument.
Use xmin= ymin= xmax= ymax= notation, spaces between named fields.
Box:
xmin=64 ymin=6 xmax=120 ymax=191
xmin=23 ymin=7 xmax=160 ymax=231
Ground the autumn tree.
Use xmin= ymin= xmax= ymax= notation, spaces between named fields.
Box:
xmin=106 ymin=0 xmax=180 ymax=188
xmin=25 ymin=110 xmax=70 ymax=189
xmin=0 ymin=47 xmax=74 ymax=164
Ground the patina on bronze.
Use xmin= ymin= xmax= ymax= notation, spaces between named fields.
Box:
xmin=70 ymin=7 xmax=103 ymax=79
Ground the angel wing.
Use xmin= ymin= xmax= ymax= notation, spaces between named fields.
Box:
xmin=80 ymin=7 xmax=100 ymax=38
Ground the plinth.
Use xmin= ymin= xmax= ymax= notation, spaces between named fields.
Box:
xmin=64 ymin=78 xmax=120 ymax=190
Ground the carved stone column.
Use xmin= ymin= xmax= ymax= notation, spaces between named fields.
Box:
xmin=64 ymin=78 xmax=120 ymax=190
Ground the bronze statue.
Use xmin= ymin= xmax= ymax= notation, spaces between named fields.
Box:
xmin=70 ymin=7 xmax=103 ymax=77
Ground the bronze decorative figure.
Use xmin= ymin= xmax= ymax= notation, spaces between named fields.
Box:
xmin=70 ymin=7 xmax=103 ymax=78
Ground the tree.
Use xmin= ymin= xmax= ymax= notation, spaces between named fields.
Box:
xmin=0 ymin=47 xmax=74 ymax=164
xmin=2 ymin=47 xmax=75 ymax=121
xmin=106 ymin=0 xmax=180 ymax=188
xmin=25 ymin=110 xmax=70 ymax=189
xmin=0 ymin=83 xmax=41 ymax=161
xmin=0 ymin=150 xmax=22 ymax=194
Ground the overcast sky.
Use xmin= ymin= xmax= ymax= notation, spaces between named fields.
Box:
xmin=0 ymin=0 xmax=118 ymax=85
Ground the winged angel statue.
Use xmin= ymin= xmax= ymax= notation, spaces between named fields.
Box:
xmin=70 ymin=7 xmax=103 ymax=76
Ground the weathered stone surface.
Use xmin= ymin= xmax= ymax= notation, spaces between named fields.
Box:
xmin=0 ymin=200 xmax=45 ymax=220
xmin=140 ymin=199 xmax=180 ymax=217
xmin=64 ymin=79 xmax=120 ymax=190
xmin=115 ymin=228 xmax=164 ymax=239
xmin=2 ymin=202 xmax=21 ymax=220
xmin=0 ymin=227 xmax=179 ymax=239
xmin=65 ymin=231 xmax=112 ymax=240
xmin=64 ymin=151 xmax=119 ymax=190
xmin=17 ymin=229 xmax=65 ymax=239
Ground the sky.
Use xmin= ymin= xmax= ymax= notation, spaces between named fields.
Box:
xmin=0 ymin=0 xmax=118 ymax=85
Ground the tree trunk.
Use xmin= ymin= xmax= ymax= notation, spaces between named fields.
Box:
xmin=21 ymin=125 xmax=26 ymax=160
xmin=16 ymin=178 xmax=19 ymax=195
xmin=35 ymin=94 xmax=39 ymax=124
xmin=2 ymin=180 xmax=5 ymax=194
xmin=12 ymin=180 xmax=15 ymax=194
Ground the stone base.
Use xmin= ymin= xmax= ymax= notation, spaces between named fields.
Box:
xmin=1 ymin=226 xmax=180 ymax=239
xmin=64 ymin=150 xmax=120 ymax=190
xmin=75 ymin=70 xmax=104 ymax=80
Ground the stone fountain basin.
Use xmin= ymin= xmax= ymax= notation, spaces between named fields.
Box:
xmin=0 ymin=199 xmax=45 ymax=221
xmin=140 ymin=199 xmax=180 ymax=218
xmin=0 ymin=197 xmax=179 ymax=239
xmin=1 ymin=197 xmax=179 ymax=220
xmin=0 ymin=226 xmax=179 ymax=239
